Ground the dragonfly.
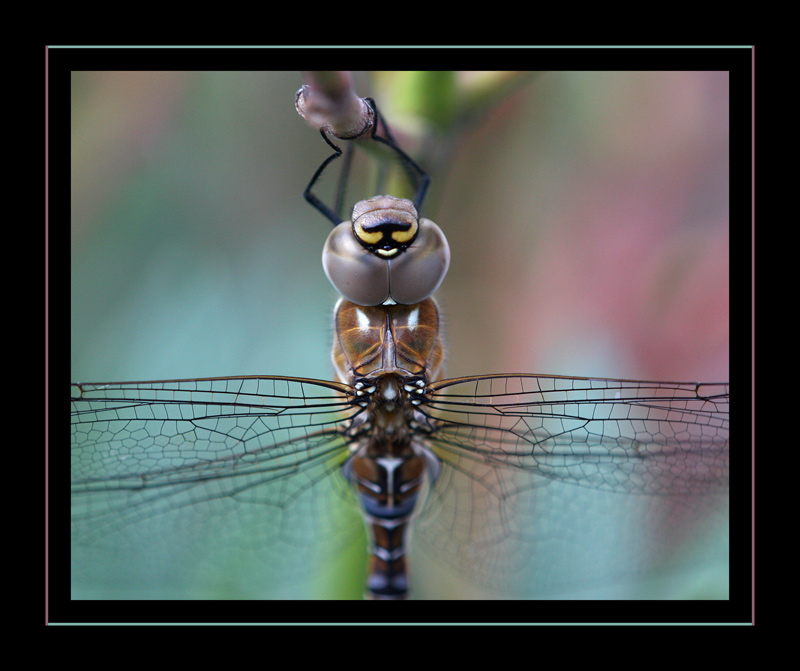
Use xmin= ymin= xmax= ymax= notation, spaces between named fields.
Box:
xmin=71 ymin=87 xmax=729 ymax=601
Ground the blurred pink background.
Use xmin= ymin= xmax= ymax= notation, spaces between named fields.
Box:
xmin=431 ymin=71 xmax=729 ymax=385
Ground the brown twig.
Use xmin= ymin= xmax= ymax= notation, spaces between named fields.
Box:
xmin=295 ymin=71 xmax=374 ymax=140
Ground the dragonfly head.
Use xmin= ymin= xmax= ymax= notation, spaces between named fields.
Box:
xmin=322 ymin=195 xmax=450 ymax=306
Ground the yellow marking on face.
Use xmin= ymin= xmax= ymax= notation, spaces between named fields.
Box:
xmin=355 ymin=225 xmax=382 ymax=245
xmin=391 ymin=222 xmax=417 ymax=244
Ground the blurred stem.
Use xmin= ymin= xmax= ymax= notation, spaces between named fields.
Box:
xmin=371 ymin=71 xmax=538 ymax=214
xmin=386 ymin=71 xmax=459 ymax=130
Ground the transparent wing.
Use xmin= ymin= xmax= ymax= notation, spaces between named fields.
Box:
xmin=410 ymin=375 xmax=729 ymax=598
xmin=71 ymin=374 xmax=730 ymax=599
xmin=424 ymin=374 xmax=728 ymax=494
xmin=71 ymin=376 xmax=365 ymax=599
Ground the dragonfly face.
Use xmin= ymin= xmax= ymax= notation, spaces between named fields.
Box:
xmin=71 ymin=72 xmax=730 ymax=603
xmin=322 ymin=196 xmax=450 ymax=306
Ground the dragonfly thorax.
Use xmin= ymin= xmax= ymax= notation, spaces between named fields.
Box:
xmin=331 ymin=297 xmax=444 ymax=388
xmin=351 ymin=373 xmax=429 ymax=434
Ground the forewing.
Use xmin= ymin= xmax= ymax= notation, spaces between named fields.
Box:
xmin=71 ymin=376 xmax=364 ymax=598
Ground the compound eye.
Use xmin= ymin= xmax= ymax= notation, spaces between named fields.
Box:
xmin=322 ymin=222 xmax=392 ymax=306
xmin=351 ymin=196 xmax=419 ymax=257
xmin=386 ymin=217 xmax=450 ymax=305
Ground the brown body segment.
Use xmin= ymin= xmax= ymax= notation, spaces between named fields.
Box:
xmin=332 ymin=297 xmax=444 ymax=598
xmin=332 ymin=298 xmax=444 ymax=382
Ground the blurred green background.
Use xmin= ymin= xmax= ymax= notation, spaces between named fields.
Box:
xmin=71 ymin=70 xmax=730 ymax=602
